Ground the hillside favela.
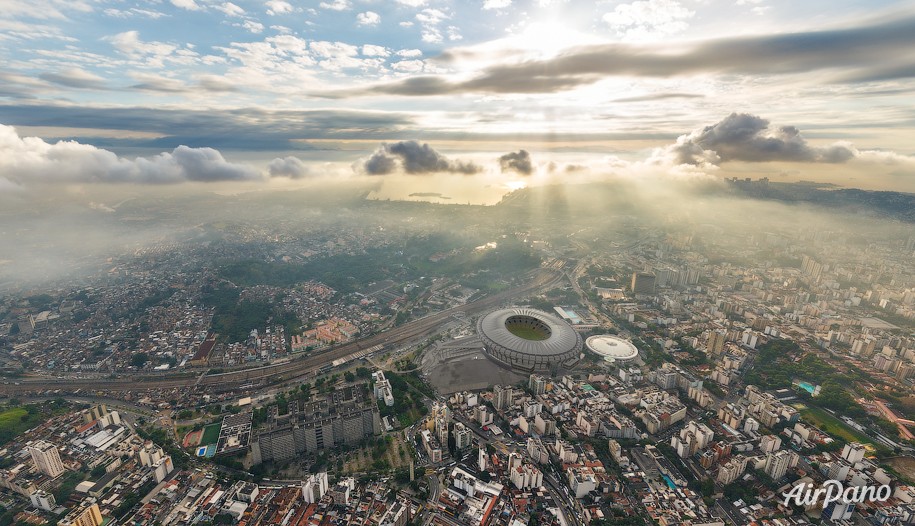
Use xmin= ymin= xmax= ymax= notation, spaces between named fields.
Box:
xmin=2 ymin=1 xmax=915 ymax=526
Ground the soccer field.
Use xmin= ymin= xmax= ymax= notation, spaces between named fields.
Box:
xmin=200 ymin=422 xmax=222 ymax=445
xmin=795 ymin=404 xmax=874 ymax=446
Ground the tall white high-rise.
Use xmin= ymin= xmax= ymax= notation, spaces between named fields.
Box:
xmin=764 ymin=450 xmax=791 ymax=480
xmin=493 ymin=385 xmax=513 ymax=411
xmin=302 ymin=472 xmax=328 ymax=504
xmin=29 ymin=441 xmax=65 ymax=478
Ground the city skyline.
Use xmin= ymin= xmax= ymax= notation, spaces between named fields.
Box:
xmin=1 ymin=0 xmax=915 ymax=197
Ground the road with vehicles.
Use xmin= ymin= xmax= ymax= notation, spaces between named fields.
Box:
xmin=0 ymin=267 xmax=565 ymax=396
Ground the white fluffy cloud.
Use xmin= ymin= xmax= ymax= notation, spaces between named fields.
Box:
xmin=483 ymin=0 xmax=511 ymax=9
xmin=356 ymin=11 xmax=381 ymax=26
xmin=603 ymin=0 xmax=694 ymax=40
xmin=0 ymin=124 xmax=260 ymax=188
xmin=319 ymin=0 xmax=351 ymax=11
xmin=241 ymin=20 xmax=264 ymax=33
xmin=415 ymin=8 xmax=449 ymax=43
xmin=215 ymin=2 xmax=245 ymax=17
xmin=265 ymin=0 xmax=294 ymax=15
xmin=396 ymin=48 xmax=422 ymax=58
xmin=361 ymin=44 xmax=389 ymax=57
xmin=170 ymin=0 xmax=202 ymax=11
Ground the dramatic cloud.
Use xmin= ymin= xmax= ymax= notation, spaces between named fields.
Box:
xmin=0 ymin=124 xmax=259 ymax=187
xmin=653 ymin=113 xmax=915 ymax=168
xmin=336 ymin=15 xmax=915 ymax=96
xmin=498 ymin=150 xmax=533 ymax=175
xmin=267 ymin=156 xmax=314 ymax=178
xmin=660 ymin=113 xmax=853 ymax=165
xmin=360 ymin=141 xmax=481 ymax=175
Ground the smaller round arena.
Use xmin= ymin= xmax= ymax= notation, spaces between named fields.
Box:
xmin=585 ymin=335 xmax=639 ymax=363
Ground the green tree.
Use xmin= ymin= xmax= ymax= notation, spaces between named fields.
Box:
xmin=130 ymin=352 xmax=149 ymax=368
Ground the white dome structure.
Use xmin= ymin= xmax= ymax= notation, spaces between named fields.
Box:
xmin=585 ymin=335 xmax=639 ymax=363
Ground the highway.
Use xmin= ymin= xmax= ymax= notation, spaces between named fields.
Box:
xmin=0 ymin=267 xmax=564 ymax=396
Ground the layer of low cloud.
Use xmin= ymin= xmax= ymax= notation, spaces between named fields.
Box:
xmin=360 ymin=140 xmax=481 ymax=175
xmin=498 ymin=149 xmax=533 ymax=175
xmin=0 ymin=105 xmax=415 ymax=151
xmin=39 ymin=67 xmax=106 ymax=89
xmin=0 ymin=124 xmax=259 ymax=189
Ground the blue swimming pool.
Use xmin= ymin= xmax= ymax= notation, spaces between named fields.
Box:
xmin=662 ymin=473 xmax=677 ymax=490
xmin=798 ymin=381 xmax=816 ymax=394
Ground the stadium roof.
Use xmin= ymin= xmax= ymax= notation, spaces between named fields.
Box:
xmin=477 ymin=308 xmax=581 ymax=357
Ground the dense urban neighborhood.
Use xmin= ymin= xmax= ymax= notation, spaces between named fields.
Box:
xmin=2 ymin=181 xmax=915 ymax=526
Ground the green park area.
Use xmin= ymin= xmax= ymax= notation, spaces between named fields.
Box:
xmin=794 ymin=403 xmax=876 ymax=447
xmin=0 ymin=407 xmax=28 ymax=428
xmin=0 ymin=401 xmax=70 ymax=446
xmin=201 ymin=422 xmax=222 ymax=445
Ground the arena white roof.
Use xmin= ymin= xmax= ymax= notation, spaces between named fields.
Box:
xmin=585 ymin=335 xmax=639 ymax=361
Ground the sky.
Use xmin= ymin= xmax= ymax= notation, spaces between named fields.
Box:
xmin=2 ymin=0 xmax=915 ymax=199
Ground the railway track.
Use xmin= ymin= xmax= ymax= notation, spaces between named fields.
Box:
xmin=0 ymin=268 xmax=564 ymax=396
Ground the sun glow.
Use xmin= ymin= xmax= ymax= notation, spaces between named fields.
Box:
xmin=511 ymin=20 xmax=605 ymax=57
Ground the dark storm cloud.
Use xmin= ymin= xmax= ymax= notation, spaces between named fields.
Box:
xmin=498 ymin=149 xmax=533 ymax=175
xmin=662 ymin=113 xmax=857 ymax=166
xmin=0 ymin=105 xmax=415 ymax=150
xmin=330 ymin=15 xmax=915 ymax=97
xmin=361 ymin=141 xmax=481 ymax=175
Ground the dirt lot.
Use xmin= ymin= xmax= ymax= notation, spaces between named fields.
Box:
xmin=886 ymin=456 xmax=915 ymax=481
xmin=342 ymin=434 xmax=413 ymax=474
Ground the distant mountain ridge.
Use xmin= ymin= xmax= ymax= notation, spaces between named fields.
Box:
xmin=724 ymin=180 xmax=915 ymax=223
xmin=495 ymin=179 xmax=915 ymax=223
